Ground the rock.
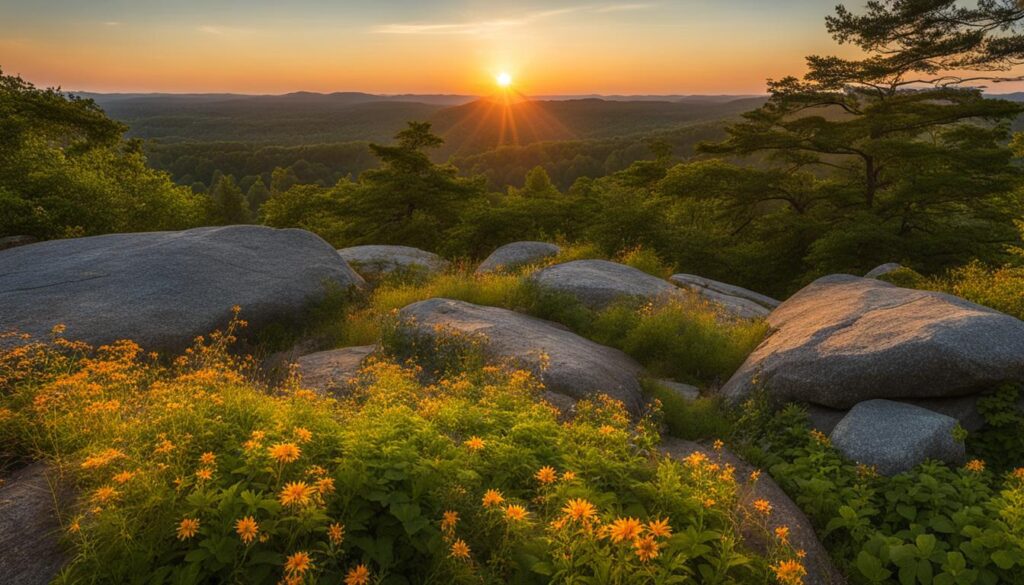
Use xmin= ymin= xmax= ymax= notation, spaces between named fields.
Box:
xmin=805 ymin=404 xmax=848 ymax=435
xmin=720 ymin=275 xmax=1024 ymax=409
xmin=0 ymin=463 xmax=68 ymax=585
xmin=338 ymin=245 xmax=449 ymax=278
xmin=398 ymin=298 xmax=646 ymax=413
xmin=530 ymin=260 xmax=680 ymax=310
xmin=476 ymin=241 xmax=561 ymax=274
xmin=865 ymin=263 xmax=904 ymax=279
xmin=660 ymin=439 xmax=846 ymax=585
xmin=656 ymin=379 xmax=701 ymax=402
xmin=0 ymin=226 xmax=365 ymax=352
xmin=808 ymin=393 xmax=1024 ymax=434
xmin=830 ymin=400 xmax=965 ymax=475
xmin=670 ymin=274 xmax=776 ymax=319
xmin=0 ymin=235 xmax=37 ymax=252
xmin=295 ymin=345 xmax=376 ymax=395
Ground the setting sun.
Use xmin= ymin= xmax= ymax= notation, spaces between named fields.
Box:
xmin=496 ymin=72 xmax=512 ymax=88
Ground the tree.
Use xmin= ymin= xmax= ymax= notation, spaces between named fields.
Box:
xmin=700 ymin=0 xmax=1024 ymax=276
xmin=207 ymin=175 xmax=252 ymax=225
xmin=337 ymin=122 xmax=486 ymax=251
xmin=246 ymin=180 xmax=271 ymax=214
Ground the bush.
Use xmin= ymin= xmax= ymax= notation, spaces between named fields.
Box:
xmin=0 ymin=319 xmax=797 ymax=584
xmin=880 ymin=262 xmax=1024 ymax=320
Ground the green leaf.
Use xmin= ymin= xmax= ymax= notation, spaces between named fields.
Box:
xmin=858 ymin=551 xmax=893 ymax=583
xmin=991 ymin=550 xmax=1016 ymax=570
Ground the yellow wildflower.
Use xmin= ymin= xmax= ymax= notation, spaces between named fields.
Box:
xmin=535 ymin=466 xmax=557 ymax=484
xmin=772 ymin=559 xmax=807 ymax=585
xmin=561 ymin=470 xmax=577 ymax=482
xmin=328 ymin=522 xmax=345 ymax=545
xmin=608 ymin=517 xmax=643 ymax=543
xmin=199 ymin=452 xmax=216 ymax=466
xmin=269 ymin=442 xmax=301 ymax=464
xmin=235 ymin=516 xmax=258 ymax=544
xmin=562 ymin=498 xmax=598 ymax=523
xmin=450 ymin=539 xmax=471 ymax=560
xmin=504 ymin=504 xmax=529 ymax=522
xmin=345 ymin=563 xmax=370 ymax=585
xmin=176 ymin=517 xmax=200 ymax=540
xmin=284 ymin=551 xmax=312 ymax=575
xmin=753 ymin=499 xmax=772 ymax=515
xmin=279 ymin=481 xmax=314 ymax=508
xmin=775 ymin=525 xmax=790 ymax=543
xmin=965 ymin=459 xmax=985 ymax=473
xmin=633 ymin=535 xmax=662 ymax=562
xmin=441 ymin=510 xmax=459 ymax=533
xmin=464 ymin=436 xmax=485 ymax=451
xmin=482 ymin=489 xmax=505 ymax=508
xmin=294 ymin=427 xmax=313 ymax=443
xmin=195 ymin=468 xmax=213 ymax=481
xmin=646 ymin=518 xmax=672 ymax=538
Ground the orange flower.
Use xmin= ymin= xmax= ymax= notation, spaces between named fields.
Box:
xmin=450 ymin=539 xmax=471 ymax=559
xmin=1012 ymin=468 xmax=1024 ymax=481
xmin=482 ymin=489 xmax=505 ymax=508
xmin=561 ymin=499 xmax=597 ymax=523
xmin=294 ymin=427 xmax=313 ymax=443
xmin=441 ymin=510 xmax=459 ymax=533
xmin=753 ymin=499 xmax=772 ymax=515
xmin=772 ymin=559 xmax=807 ymax=585
xmin=749 ymin=469 xmax=762 ymax=482
xmin=279 ymin=481 xmax=314 ymax=507
xmin=285 ymin=551 xmax=312 ymax=575
xmin=464 ymin=436 xmax=485 ymax=451
xmin=646 ymin=518 xmax=672 ymax=538
xmin=775 ymin=525 xmax=790 ymax=543
xmin=633 ymin=535 xmax=662 ymax=562
xmin=199 ymin=452 xmax=216 ymax=466
xmin=598 ymin=425 xmax=616 ymax=435
xmin=177 ymin=517 xmax=200 ymax=540
xmin=965 ymin=459 xmax=985 ymax=473
xmin=535 ymin=466 xmax=558 ymax=484
xmin=713 ymin=439 xmax=724 ymax=451
xmin=504 ymin=504 xmax=529 ymax=522
xmin=92 ymin=485 xmax=120 ymax=504
xmin=345 ymin=563 xmax=370 ymax=585
xmin=235 ymin=516 xmax=258 ymax=544
xmin=269 ymin=442 xmax=301 ymax=464
xmin=112 ymin=471 xmax=135 ymax=484
xmin=683 ymin=451 xmax=708 ymax=468
xmin=195 ymin=468 xmax=213 ymax=481
xmin=561 ymin=470 xmax=577 ymax=482
xmin=328 ymin=522 xmax=345 ymax=545
xmin=315 ymin=477 xmax=335 ymax=496
xmin=608 ymin=517 xmax=643 ymax=543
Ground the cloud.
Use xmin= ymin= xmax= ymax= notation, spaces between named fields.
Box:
xmin=197 ymin=24 xmax=256 ymax=36
xmin=103 ymin=21 xmax=122 ymax=27
xmin=373 ymin=4 xmax=654 ymax=35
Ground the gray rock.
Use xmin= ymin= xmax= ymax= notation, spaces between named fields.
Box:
xmin=338 ymin=245 xmax=449 ymax=278
xmin=721 ymin=275 xmax=1024 ymax=409
xmin=530 ymin=259 xmax=681 ymax=310
xmin=398 ymin=298 xmax=646 ymax=413
xmin=660 ymin=439 xmax=846 ymax=585
xmin=808 ymin=393 xmax=1024 ymax=434
xmin=0 ymin=226 xmax=365 ymax=352
xmin=0 ymin=235 xmax=37 ymax=252
xmin=0 ymin=463 xmax=68 ymax=585
xmin=865 ymin=263 xmax=904 ymax=279
xmin=830 ymin=400 xmax=965 ymax=475
xmin=656 ymin=379 xmax=701 ymax=402
xmin=670 ymin=274 xmax=776 ymax=319
xmin=476 ymin=241 xmax=561 ymax=274
xmin=295 ymin=345 xmax=376 ymax=395
xmin=806 ymin=404 xmax=848 ymax=435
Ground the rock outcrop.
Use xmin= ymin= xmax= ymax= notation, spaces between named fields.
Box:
xmin=865 ymin=263 xmax=904 ymax=279
xmin=0 ymin=464 xmax=68 ymax=585
xmin=829 ymin=400 xmax=965 ymax=475
xmin=398 ymin=298 xmax=646 ymax=413
xmin=476 ymin=241 xmax=561 ymax=274
xmin=295 ymin=345 xmax=376 ymax=395
xmin=0 ymin=226 xmax=365 ymax=352
xmin=530 ymin=260 xmax=680 ymax=310
xmin=669 ymin=274 xmax=778 ymax=319
xmin=338 ymin=245 xmax=449 ymax=278
xmin=721 ymin=275 xmax=1024 ymax=409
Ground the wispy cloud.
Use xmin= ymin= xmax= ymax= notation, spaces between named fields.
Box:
xmin=197 ymin=24 xmax=256 ymax=36
xmin=373 ymin=4 xmax=654 ymax=35
xmin=103 ymin=21 xmax=121 ymax=27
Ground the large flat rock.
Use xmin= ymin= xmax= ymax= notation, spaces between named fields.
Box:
xmin=398 ymin=298 xmax=646 ymax=413
xmin=530 ymin=259 xmax=680 ymax=310
xmin=0 ymin=226 xmax=365 ymax=352
xmin=338 ymin=245 xmax=449 ymax=278
xmin=721 ymin=275 xmax=1024 ymax=409
xmin=476 ymin=241 xmax=561 ymax=274
xmin=670 ymin=274 xmax=776 ymax=319
xmin=295 ymin=345 xmax=376 ymax=395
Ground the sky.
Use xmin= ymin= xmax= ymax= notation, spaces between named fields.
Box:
xmin=1 ymin=0 xmax=866 ymax=95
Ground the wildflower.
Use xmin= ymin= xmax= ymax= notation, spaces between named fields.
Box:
xmin=713 ymin=439 xmax=724 ymax=451
xmin=753 ymin=499 xmax=772 ymax=515
xmin=68 ymin=519 xmax=81 ymax=533
xmin=504 ymin=504 xmax=529 ymax=522
xmin=235 ymin=516 xmax=258 ymax=544
xmin=345 ymin=563 xmax=371 ymax=585
xmin=269 ymin=442 xmax=302 ymax=464
xmin=81 ymin=448 xmax=126 ymax=470
xmin=450 ymin=539 xmax=471 ymax=560
xmin=314 ymin=477 xmax=335 ymax=496
xmin=1013 ymin=468 xmax=1024 ymax=481
xmin=92 ymin=485 xmax=119 ymax=504
xmin=177 ymin=517 xmax=200 ymax=540
xmin=749 ymin=469 xmax=762 ymax=482
xmin=112 ymin=471 xmax=135 ymax=484
xmin=646 ymin=518 xmax=672 ymax=538
xmin=464 ymin=436 xmax=485 ymax=451
xmin=195 ymin=468 xmax=213 ymax=481
xmin=772 ymin=559 xmax=807 ymax=585
xmin=285 ymin=551 xmax=312 ymax=575
xmin=703 ymin=498 xmax=716 ymax=508
xmin=306 ymin=465 xmax=328 ymax=478
xmin=598 ymin=425 xmax=616 ymax=435
xmin=294 ymin=427 xmax=313 ymax=443
xmin=328 ymin=522 xmax=345 ymax=545
xmin=561 ymin=470 xmax=577 ymax=482
xmin=482 ymin=489 xmax=505 ymax=508
xmin=535 ymin=466 xmax=557 ymax=484
xmin=441 ymin=510 xmax=459 ymax=533
xmin=965 ymin=459 xmax=985 ymax=473
xmin=775 ymin=525 xmax=790 ymax=543
xmin=683 ymin=451 xmax=708 ymax=467
xmin=154 ymin=439 xmax=175 ymax=455
xmin=809 ymin=430 xmax=829 ymax=445
xmin=562 ymin=498 xmax=597 ymax=523
xmin=608 ymin=517 xmax=643 ymax=543
xmin=199 ymin=452 xmax=216 ymax=466
xmin=279 ymin=481 xmax=314 ymax=508
xmin=633 ymin=535 xmax=662 ymax=562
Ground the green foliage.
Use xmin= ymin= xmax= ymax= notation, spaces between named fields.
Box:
xmin=642 ymin=380 xmax=733 ymax=442
xmin=0 ymin=69 xmax=203 ymax=239
xmin=968 ymin=385 xmax=1024 ymax=474
xmin=207 ymin=175 xmax=253 ymax=225
xmin=733 ymin=402 xmax=1024 ymax=585
xmin=879 ymin=261 xmax=1024 ymax=320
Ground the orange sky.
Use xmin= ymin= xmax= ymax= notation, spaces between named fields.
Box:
xmin=1 ymin=1 xmax=889 ymax=95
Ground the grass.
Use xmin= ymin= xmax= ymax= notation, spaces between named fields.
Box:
xmin=643 ymin=379 xmax=735 ymax=441
xmin=880 ymin=261 xmax=1024 ymax=320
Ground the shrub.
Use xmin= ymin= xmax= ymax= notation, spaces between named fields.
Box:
xmin=880 ymin=262 xmax=1024 ymax=320
xmin=0 ymin=319 xmax=795 ymax=584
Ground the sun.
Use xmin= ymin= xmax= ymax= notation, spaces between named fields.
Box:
xmin=496 ymin=72 xmax=512 ymax=88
